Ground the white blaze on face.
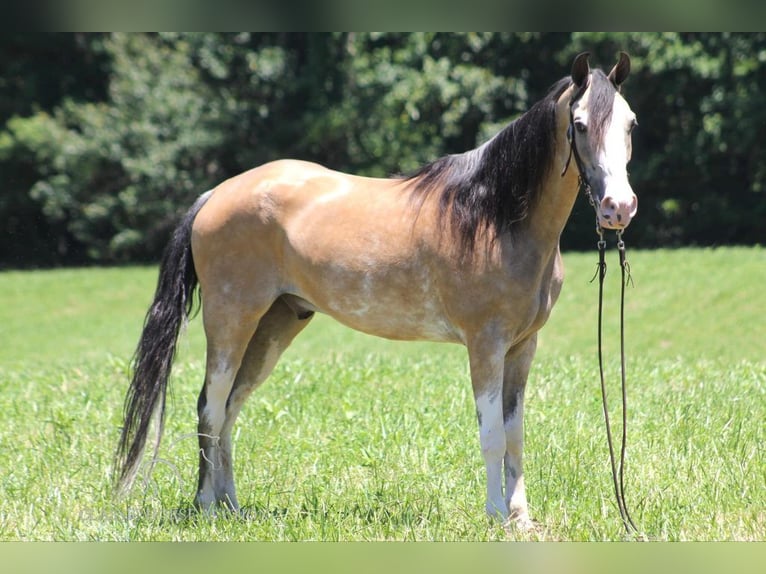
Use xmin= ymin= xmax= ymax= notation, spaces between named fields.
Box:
xmin=597 ymin=94 xmax=638 ymax=229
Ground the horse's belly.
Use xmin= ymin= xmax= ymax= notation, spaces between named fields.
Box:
xmin=325 ymin=303 xmax=461 ymax=343
xmin=286 ymin=269 xmax=463 ymax=344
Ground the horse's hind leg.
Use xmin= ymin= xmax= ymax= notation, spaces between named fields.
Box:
xmin=196 ymin=297 xmax=314 ymax=511
xmin=194 ymin=291 xmax=266 ymax=512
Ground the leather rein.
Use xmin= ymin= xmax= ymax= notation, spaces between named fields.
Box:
xmin=562 ymin=91 xmax=640 ymax=536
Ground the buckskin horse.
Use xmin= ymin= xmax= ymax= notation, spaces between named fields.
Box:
xmin=116 ymin=52 xmax=638 ymax=529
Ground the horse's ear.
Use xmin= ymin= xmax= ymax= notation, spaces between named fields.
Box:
xmin=608 ymin=51 xmax=631 ymax=88
xmin=571 ymin=52 xmax=590 ymax=88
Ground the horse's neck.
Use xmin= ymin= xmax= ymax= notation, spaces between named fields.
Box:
xmin=525 ymin=85 xmax=583 ymax=246
xmin=501 ymin=85 xmax=576 ymax=250
xmin=523 ymin=159 xmax=582 ymax=250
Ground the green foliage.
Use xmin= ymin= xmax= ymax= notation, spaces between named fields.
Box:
xmin=1 ymin=33 xmax=765 ymax=265
xmin=336 ymin=33 xmax=522 ymax=176
xmin=4 ymin=34 xmax=227 ymax=261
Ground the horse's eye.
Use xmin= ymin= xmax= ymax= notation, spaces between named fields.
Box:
xmin=574 ymin=121 xmax=587 ymax=134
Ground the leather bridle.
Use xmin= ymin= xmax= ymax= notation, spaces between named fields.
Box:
xmin=560 ymin=80 xmax=592 ymax=194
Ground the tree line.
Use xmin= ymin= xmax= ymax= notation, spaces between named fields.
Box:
xmin=1 ymin=32 xmax=764 ymax=267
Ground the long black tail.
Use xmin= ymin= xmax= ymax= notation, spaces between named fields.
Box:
xmin=114 ymin=191 xmax=212 ymax=494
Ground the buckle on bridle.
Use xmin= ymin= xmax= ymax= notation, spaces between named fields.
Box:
xmin=596 ymin=224 xmax=606 ymax=250
xmin=615 ymin=228 xmax=625 ymax=251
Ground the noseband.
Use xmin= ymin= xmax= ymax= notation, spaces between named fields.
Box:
xmin=561 ymin=81 xmax=641 ymax=537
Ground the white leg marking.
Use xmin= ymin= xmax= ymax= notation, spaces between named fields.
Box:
xmin=197 ymin=361 xmax=237 ymax=511
xmin=504 ymin=400 xmax=532 ymax=527
xmin=476 ymin=392 xmax=508 ymax=520
xmin=209 ymin=339 xmax=283 ymax=511
xmin=203 ymin=363 xmax=236 ymax=434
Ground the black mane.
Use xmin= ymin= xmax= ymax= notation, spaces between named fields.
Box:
xmin=406 ymin=70 xmax=617 ymax=254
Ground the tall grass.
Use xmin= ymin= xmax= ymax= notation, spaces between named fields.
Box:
xmin=0 ymin=247 xmax=763 ymax=540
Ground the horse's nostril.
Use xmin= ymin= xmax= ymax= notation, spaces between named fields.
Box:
xmin=600 ymin=197 xmax=617 ymax=213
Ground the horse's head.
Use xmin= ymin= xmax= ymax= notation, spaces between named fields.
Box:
xmin=567 ymin=52 xmax=638 ymax=230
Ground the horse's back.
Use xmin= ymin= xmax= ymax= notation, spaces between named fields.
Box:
xmin=193 ymin=159 xmax=421 ymax=252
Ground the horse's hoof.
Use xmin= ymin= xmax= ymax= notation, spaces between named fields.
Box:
xmin=504 ymin=511 xmax=542 ymax=535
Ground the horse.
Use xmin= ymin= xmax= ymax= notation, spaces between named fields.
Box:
xmin=115 ymin=51 xmax=638 ymax=529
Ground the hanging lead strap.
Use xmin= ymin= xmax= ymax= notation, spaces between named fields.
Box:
xmin=616 ymin=231 xmax=638 ymax=534
xmin=595 ymin=228 xmax=639 ymax=535
xmin=594 ymin=230 xmax=621 ymax=526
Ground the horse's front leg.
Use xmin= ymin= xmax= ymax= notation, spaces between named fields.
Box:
xmin=468 ymin=338 xmax=508 ymax=521
xmin=502 ymin=335 xmax=538 ymax=530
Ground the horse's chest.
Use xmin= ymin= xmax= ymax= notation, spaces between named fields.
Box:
xmin=526 ymin=272 xmax=563 ymax=333
xmin=454 ymin=252 xmax=564 ymax=342
xmin=517 ymin=254 xmax=564 ymax=337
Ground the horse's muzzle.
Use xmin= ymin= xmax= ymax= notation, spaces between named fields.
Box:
xmin=597 ymin=193 xmax=637 ymax=229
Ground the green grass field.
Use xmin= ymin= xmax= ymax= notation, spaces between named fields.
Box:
xmin=0 ymin=246 xmax=763 ymax=541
